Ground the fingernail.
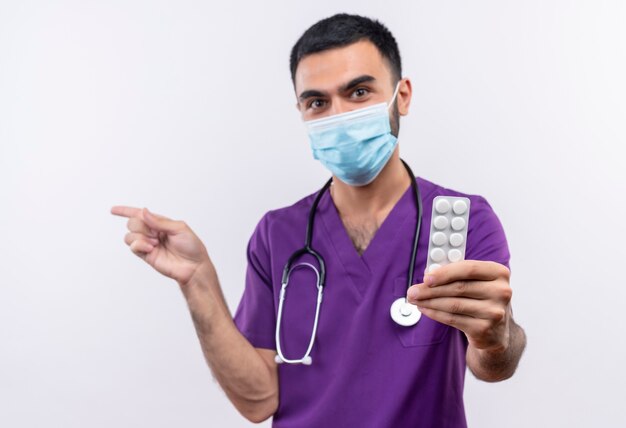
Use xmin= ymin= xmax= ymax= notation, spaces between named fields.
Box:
xmin=424 ymin=275 xmax=435 ymax=286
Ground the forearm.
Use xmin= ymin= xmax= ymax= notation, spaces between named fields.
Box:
xmin=179 ymin=263 xmax=278 ymax=422
xmin=466 ymin=318 xmax=526 ymax=382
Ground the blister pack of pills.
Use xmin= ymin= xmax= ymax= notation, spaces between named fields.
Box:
xmin=425 ymin=196 xmax=471 ymax=274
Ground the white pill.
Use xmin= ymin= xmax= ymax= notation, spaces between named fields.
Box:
xmin=434 ymin=216 xmax=449 ymax=230
xmin=448 ymin=249 xmax=462 ymax=262
xmin=449 ymin=233 xmax=464 ymax=247
xmin=435 ymin=199 xmax=451 ymax=214
xmin=451 ymin=217 xmax=466 ymax=231
xmin=430 ymin=248 xmax=445 ymax=262
xmin=453 ymin=200 xmax=468 ymax=215
xmin=432 ymin=232 xmax=447 ymax=246
xmin=428 ymin=263 xmax=441 ymax=273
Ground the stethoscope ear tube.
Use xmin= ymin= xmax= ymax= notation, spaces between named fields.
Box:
xmin=275 ymin=262 xmax=324 ymax=365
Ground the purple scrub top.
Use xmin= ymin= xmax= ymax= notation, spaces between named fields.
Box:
xmin=233 ymin=176 xmax=510 ymax=428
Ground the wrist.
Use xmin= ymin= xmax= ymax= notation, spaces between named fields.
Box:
xmin=473 ymin=329 xmax=510 ymax=352
xmin=179 ymin=259 xmax=216 ymax=293
xmin=472 ymin=342 xmax=509 ymax=362
xmin=178 ymin=260 xmax=231 ymax=331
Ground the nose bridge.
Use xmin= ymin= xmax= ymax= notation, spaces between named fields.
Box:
xmin=328 ymin=94 xmax=350 ymax=116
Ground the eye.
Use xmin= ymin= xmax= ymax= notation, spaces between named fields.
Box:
xmin=308 ymin=99 xmax=327 ymax=110
xmin=351 ymin=87 xmax=370 ymax=98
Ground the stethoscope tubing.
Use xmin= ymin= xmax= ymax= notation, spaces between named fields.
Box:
xmin=275 ymin=159 xmax=421 ymax=365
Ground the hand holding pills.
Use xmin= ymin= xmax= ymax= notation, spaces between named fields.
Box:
xmin=405 ymin=195 xmax=512 ymax=352
xmin=406 ymin=260 xmax=513 ymax=352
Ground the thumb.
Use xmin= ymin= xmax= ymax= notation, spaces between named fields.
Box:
xmin=142 ymin=207 xmax=182 ymax=234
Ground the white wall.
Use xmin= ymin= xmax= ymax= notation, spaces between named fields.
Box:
xmin=1 ymin=1 xmax=624 ymax=426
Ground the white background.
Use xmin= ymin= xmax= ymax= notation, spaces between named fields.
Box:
xmin=1 ymin=1 xmax=625 ymax=426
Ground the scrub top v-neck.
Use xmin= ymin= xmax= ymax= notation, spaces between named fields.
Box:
xmin=317 ymin=182 xmax=417 ymax=296
xmin=317 ymin=180 xmax=416 ymax=298
xmin=233 ymin=176 xmax=511 ymax=428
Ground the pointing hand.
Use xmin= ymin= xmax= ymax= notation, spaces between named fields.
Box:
xmin=110 ymin=206 xmax=211 ymax=286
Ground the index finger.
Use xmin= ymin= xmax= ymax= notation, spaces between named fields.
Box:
xmin=424 ymin=260 xmax=510 ymax=287
xmin=110 ymin=205 xmax=143 ymax=219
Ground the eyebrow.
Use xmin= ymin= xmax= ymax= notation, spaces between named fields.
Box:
xmin=298 ymin=74 xmax=377 ymax=101
xmin=339 ymin=75 xmax=376 ymax=93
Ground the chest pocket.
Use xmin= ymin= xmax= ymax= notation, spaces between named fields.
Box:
xmin=391 ymin=277 xmax=450 ymax=347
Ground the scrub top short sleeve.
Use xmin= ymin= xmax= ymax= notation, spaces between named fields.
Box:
xmin=233 ymin=212 xmax=276 ymax=350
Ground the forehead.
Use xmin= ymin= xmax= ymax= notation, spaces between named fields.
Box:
xmin=294 ymin=40 xmax=392 ymax=93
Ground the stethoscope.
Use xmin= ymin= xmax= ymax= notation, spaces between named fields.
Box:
xmin=274 ymin=159 xmax=423 ymax=365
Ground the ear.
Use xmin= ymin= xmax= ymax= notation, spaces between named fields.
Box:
xmin=397 ymin=78 xmax=412 ymax=116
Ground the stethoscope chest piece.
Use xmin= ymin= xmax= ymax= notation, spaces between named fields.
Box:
xmin=390 ymin=297 xmax=421 ymax=326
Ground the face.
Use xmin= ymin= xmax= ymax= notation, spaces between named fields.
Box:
xmin=294 ymin=40 xmax=412 ymax=137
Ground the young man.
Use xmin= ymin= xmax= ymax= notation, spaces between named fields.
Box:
xmin=112 ymin=13 xmax=526 ymax=427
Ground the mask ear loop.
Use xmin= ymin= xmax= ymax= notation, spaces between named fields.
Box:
xmin=387 ymin=80 xmax=402 ymax=110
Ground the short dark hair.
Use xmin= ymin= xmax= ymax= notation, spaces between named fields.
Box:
xmin=289 ymin=13 xmax=402 ymax=85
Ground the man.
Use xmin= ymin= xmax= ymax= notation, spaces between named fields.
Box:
xmin=111 ymin=13 xmax=526 ymax=427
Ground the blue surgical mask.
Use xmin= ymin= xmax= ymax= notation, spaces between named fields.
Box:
xmin=305 ymin=82 xmax=401 ymax=186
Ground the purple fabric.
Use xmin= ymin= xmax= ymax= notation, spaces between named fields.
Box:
xmin=233 ymin=176 xmax=510 ymax=427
